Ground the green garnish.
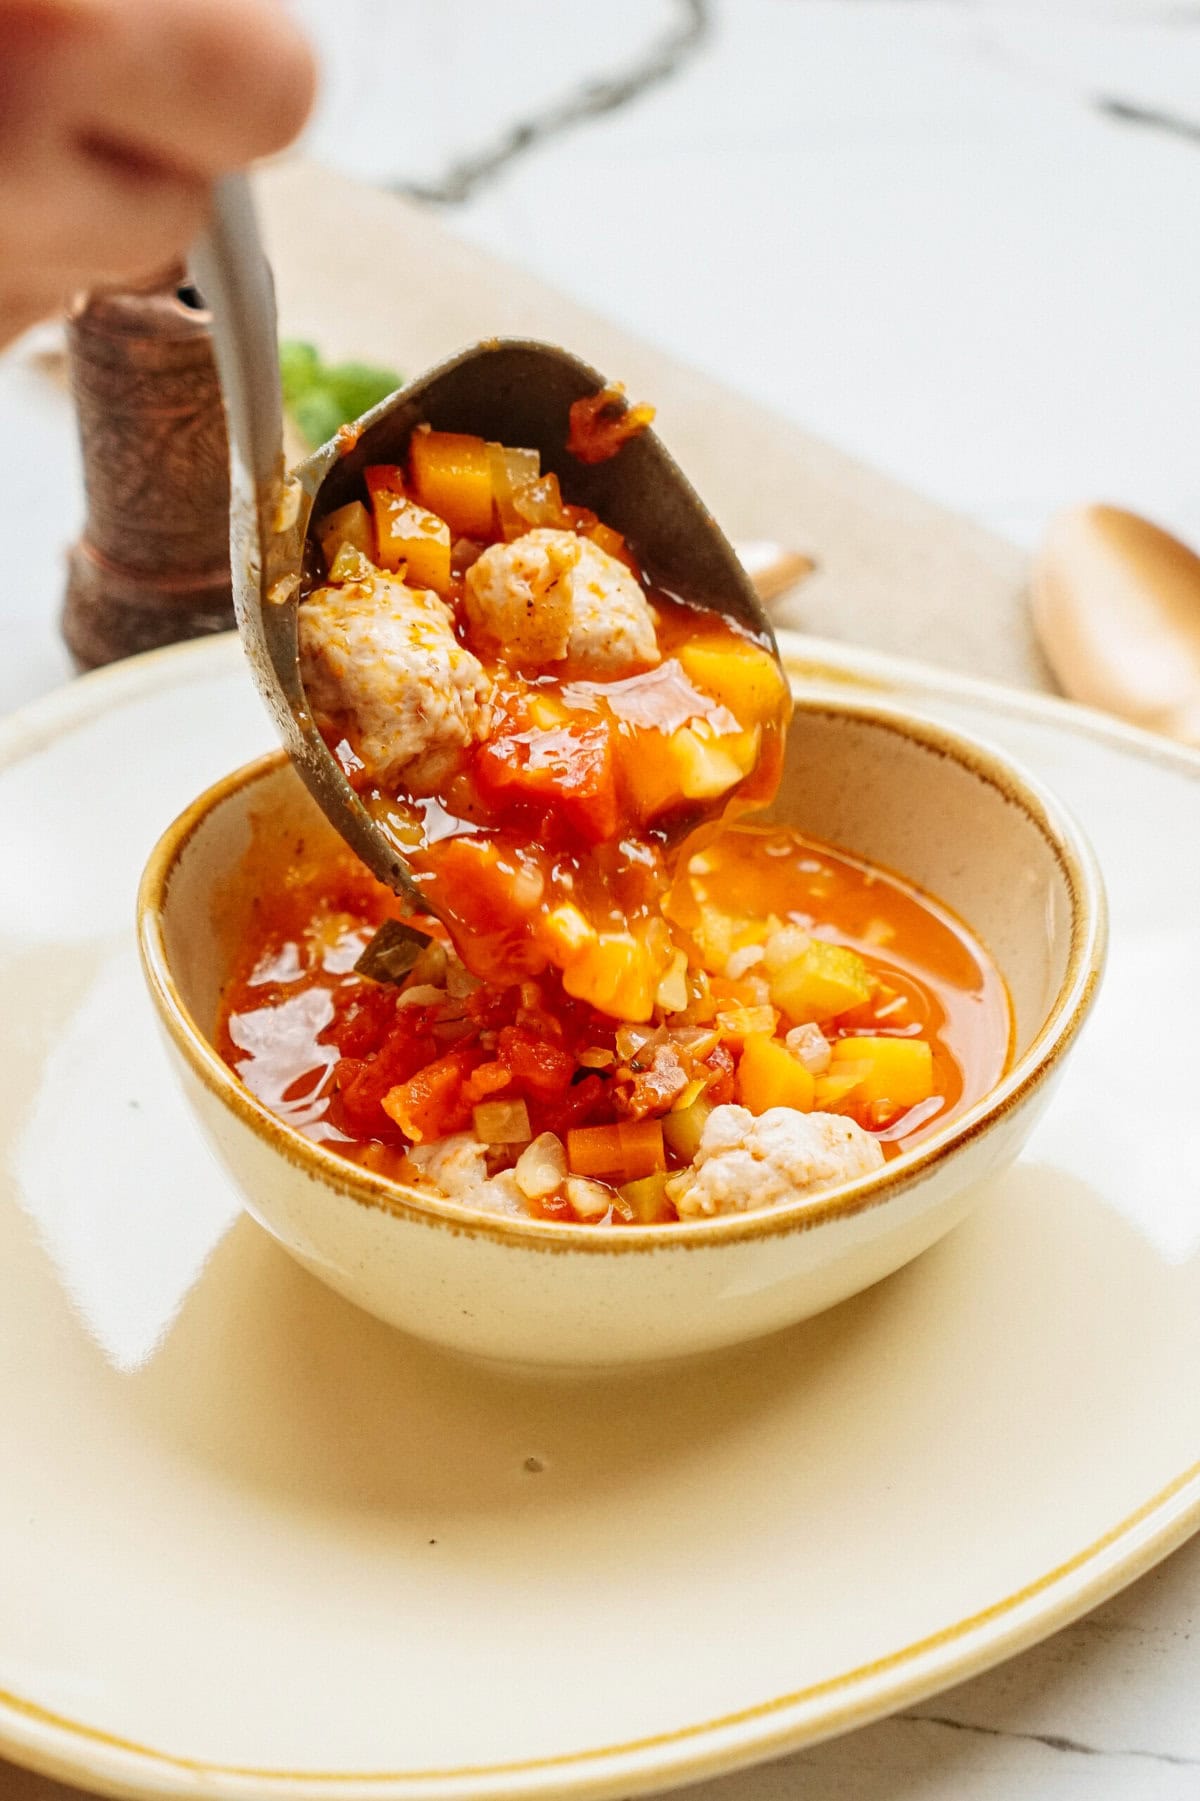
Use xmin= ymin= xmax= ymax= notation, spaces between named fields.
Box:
xmin=354 ymin=918 xmax=432 ymax=985
xmin=280 ymin=340 xmax=403 ymax=450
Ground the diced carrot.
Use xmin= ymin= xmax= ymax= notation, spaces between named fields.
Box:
xmin=567 ymin=1117 xmax=665 ymax=1181
xmin=408 ymin=430 xmax=494 ymax=538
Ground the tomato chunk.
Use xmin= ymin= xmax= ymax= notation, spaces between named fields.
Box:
xmin=474 ymin=718 xmax=619 ymax=845
xmin=381 ymin=1044 xmax=481 ymax=1143
xmin=497 ymin=1027 xmax=575 ymax=1101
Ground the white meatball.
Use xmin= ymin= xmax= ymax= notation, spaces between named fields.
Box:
xmin=673 ymin=1104 xmax=884 ymax=1220
xmin=407 ymin=1134 xmax=527 ymax=1218
xmin=464 ymin=528 xmax=660 ymax=674
xmin=299 ymin=573 xmax=491 ymax=794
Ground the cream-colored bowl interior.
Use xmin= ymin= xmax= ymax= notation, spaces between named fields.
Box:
xmin=766 ymin=706 xmax=1074 ymax=1058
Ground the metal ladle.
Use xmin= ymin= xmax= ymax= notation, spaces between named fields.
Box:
xmin=193 ymin=176 xmax=784 ymax=908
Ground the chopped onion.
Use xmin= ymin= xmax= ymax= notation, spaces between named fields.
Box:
xmin=565 ymin=1176 xmax=612 ymax=1221
xmin=396 ymin=983 xmax=448 ymax=1009
xmin=785 ymin=1023 xmax=832 ymax=1075
xmin=514 ymin=1132 xmax=568 ymax=1200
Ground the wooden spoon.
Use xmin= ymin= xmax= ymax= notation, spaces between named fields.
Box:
xmin=193 ymin=177 xmax=785 ymax=907
xmin=1032 ymin=504 xmax=1200 ymax=746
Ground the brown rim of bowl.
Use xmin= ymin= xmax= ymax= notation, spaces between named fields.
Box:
xmin=137 ymin=696 xmax=1108 ymax=1256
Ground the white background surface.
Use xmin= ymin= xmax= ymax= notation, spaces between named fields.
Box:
xmin=3 ymin=3 xmax=1199 ymax=1796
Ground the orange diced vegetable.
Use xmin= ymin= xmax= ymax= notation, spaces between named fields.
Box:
xmin=364 ymin=464 xmax=452 ymax=593
xmin=736 ymin=1033 xmax=815 ymax=1115
xmin=409 ymin=429 xmax=494 ymax=538
xmin=560 ymin=932 xmax=659 ymax=1023
xmin=813 ymin=1063 xmax=872 ymax=1111
xmin=678 ymin=639 xmax=790 ymax=728
xmin=618 ymin=727 xmax=685 ymax=824
xmin=830 ymin=1037 xmax=934 ymax=1107
xmin=668 ymin=722 xmax=760 ymax=800
xmin=567 ymin=1117 xmax=666 ymax=1181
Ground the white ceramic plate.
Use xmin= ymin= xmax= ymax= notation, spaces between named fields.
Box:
xmin=1 ymin=632 xmax=1198 ymax=1801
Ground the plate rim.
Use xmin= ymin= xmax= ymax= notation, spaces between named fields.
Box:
xmin=2 ymin=630 xmax=1198 ymax=1801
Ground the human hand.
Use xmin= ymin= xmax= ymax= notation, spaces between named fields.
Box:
xmin=0 ymin=0 xmax=315 ymax=346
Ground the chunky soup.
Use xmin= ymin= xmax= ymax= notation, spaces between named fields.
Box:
xmin=215 ymin=412 xmax=1011 ymax=1225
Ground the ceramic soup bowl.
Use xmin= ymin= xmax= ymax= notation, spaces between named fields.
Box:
xmin=138 ymin=696 xmax=1105 ymax=1366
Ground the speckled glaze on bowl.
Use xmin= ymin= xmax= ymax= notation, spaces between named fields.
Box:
xmin=137 ymin=696 xmax=1106 ymax=1365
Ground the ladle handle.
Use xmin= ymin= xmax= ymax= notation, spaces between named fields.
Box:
xmin=189 ymin=173 xmax=283 ymax=499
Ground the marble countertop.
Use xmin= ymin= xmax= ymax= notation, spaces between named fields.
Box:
xmin=3 ymin=3 xmax=1199 ymax=1795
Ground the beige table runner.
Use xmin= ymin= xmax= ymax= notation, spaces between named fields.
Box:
xmin=256 ymin=159 xmax=1049 ymax=694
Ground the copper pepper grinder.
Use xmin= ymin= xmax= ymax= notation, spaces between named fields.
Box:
xmin=61 ymin=267 xmax=235 ymax=669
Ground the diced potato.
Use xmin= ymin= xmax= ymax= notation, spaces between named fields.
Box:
xmin=725 ymin=944 xmax=765 ymax=979
xmin=667 ymin=726 xmax=743 ymax=800
xmin=527 ymin=693 xmax=570 ymax=730
xmin=769 ymin=941 xmax=872 ymax=1025
xmin=831 ymin=1037 xmax=934 ymax=1107
xmin=736 ymin=1032 xmax=815 ymax=1115
xmin=661 ymin=1092 xmax=713 ymax=1162
xmin=409 ymin=429 xmax=494 ymax=538
xmin=317 ymin=499 xmax=375 ymax=567
xmin=678 ymin=639 xmax=790 ymax=727
xmin=619 ymin=1170 xmax=674 ymax=1223
xmin=544 ymin=902 xmax=596 ymax=960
